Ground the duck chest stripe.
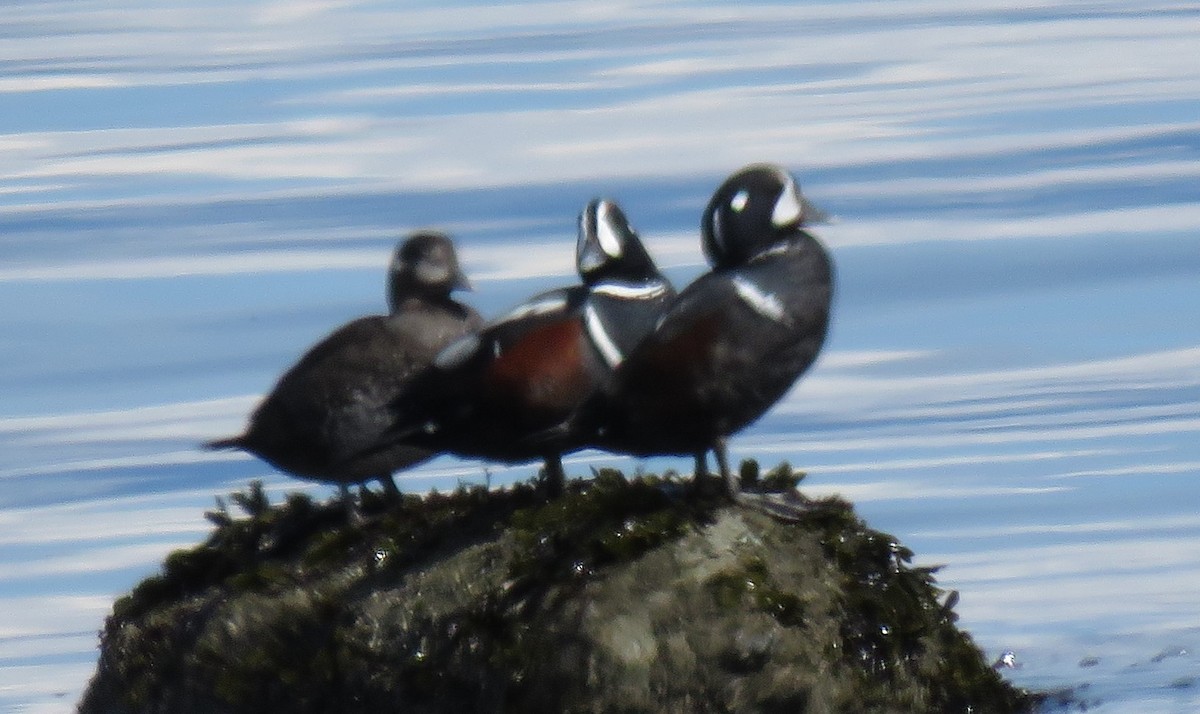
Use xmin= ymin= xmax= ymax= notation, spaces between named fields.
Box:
xmin=583 ymin=303 xmax=624 ymax=369
xmin=731 ymin=276 xmax=788 ymax=324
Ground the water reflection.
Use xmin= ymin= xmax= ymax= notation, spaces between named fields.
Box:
xmin=2 ymin=0 xmax=1200 ymax=711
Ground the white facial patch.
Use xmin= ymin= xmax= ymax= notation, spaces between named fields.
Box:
xmin=584 ymin=302 xmax=624 ymax=369
xmin=590 ymin=281 xmax=669 ymax=300
xmin=730 ymin=189 xmax=749 ymax=212
xmin=708 ymin=205 xmax=725 ymax=254
xmin=576 ymin=215 xmax=591 ymax=261
xmin=771 ymin=176 xmax=803 ymax=227
xmin=595 ymin=201 xmax=624 ymax=259
xmin=414 ymin=260 xmax=451 ymax=286
xmin=732 ymin=275 xmax=788 ymax=324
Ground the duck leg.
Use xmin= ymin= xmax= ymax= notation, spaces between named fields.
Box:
xmin=337 ymin=482 xmax=360 ymax=523
xmin=718 ymin=437 xmax=808 ymax=523
xmin=693 ymin=449 xmax=725 ymax=496
xmin=541 ymin=453 xmax=565 ymax=497
xmin=712 ymin=437 xmax=736 ymax=496
xmin=378 ymin=473 xmax=401 ymax=500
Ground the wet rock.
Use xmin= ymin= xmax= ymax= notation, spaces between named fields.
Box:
xmin=78 ymin=464 xmax=1039 ymax=713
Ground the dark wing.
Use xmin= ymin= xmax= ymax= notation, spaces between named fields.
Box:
xmin=387 ymin=287 xmax=602 ymax=459
xmin=216 ymin=304 xmax=479 ymax=479
xmin=596 ymin=277 xmax=735 ymax=453
xmin=603 ymin=250 xmax=832 ymax=453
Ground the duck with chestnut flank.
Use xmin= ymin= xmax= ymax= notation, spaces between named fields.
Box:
xmin=569 ymin=164 xmax=833 ymax=514
xmin=377 ymin=199 xmax=675 ymax=495
xmin=205 ymin=231 xmax=482 ymax=502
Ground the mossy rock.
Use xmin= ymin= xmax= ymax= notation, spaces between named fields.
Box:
xmin=79 ymin=464 xmax=1039 ymax=713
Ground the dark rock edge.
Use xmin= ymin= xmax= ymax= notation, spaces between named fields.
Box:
xmin=78 ymin=462 xmax=1043 ymax=713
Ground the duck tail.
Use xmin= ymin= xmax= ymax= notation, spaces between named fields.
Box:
xmin=203 ymin=435 xmax=244 ymax=451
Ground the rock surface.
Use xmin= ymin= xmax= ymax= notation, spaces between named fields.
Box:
xmin=79 ymin=464 xmax=1038 ymax=713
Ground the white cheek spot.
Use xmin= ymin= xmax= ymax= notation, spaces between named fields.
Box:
xmin=584 ymin=302 xmax=624 ymax=369
xmin=771 ymin=178 xmax=803 ymax=227
xmin=415 ymin=261 xmax=451 ymax=285
xmin=596 ymin=202 xmax=623 ymax=258
xmin=730 ymin=189 xmax=749 ymax=212
xmin=732 ymin=276 xmax=788 ymax=324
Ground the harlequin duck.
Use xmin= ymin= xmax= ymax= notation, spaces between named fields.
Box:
xmin=205 ymin=231 xmax=482 ymax=502
xmin=378 ymin=198 xmax=675 ymax=495
xmin=576 ymin=164 xmax=833 ymax=510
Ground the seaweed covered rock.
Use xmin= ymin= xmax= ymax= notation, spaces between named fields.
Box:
xmin=79 ymin=464 xmax=1037 ymax=713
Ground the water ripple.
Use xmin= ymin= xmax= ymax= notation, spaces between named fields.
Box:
xmin=2 ymin=1 xmax=1199 ymax=711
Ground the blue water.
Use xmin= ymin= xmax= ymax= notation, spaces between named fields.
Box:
xmin=2 ymin=2 xmax=1199 ymax=711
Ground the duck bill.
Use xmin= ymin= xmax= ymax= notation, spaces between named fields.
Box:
xmin=800 ymin=195 xmax=834 ymax=225
xmin=452 ymin=267 xmax=473 ymax=292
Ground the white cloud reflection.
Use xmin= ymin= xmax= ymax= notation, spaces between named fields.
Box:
xmin=1 ymin=2 xmax=1198 ymax=204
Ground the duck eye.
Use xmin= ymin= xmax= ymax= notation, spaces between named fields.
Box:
xmin=730 ymin=189 xmax=749 ymax=213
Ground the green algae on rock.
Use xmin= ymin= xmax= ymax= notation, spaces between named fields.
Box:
xmin=79 ymin=463 xmax=1038 ymax=713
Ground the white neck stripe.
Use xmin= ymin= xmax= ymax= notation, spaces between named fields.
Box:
xmin=498 ymin=294 xmax=568 ymax=324
xmin=749 ymin=241 xmax=793 ymax=263
xmin=590 ymin=281 xmax=669 ymax=300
